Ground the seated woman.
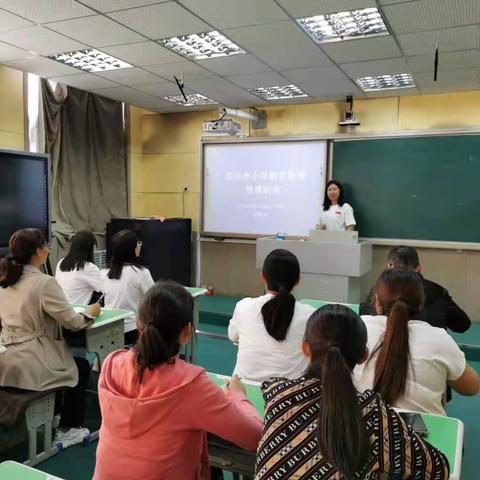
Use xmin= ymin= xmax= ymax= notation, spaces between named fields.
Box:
xmin=102 ymin=230 xmax=154 ymax=344
xmin=355 ymin=268 xmax=479 ymax=415
xmin=228 ymin=249 xmax=315 ymax=383
xmin=94 ymin=281 xmax=262 ymax=480
xmin=0 ymin=228 xmax=100 ymax=445
xmin=56 ymin=230 xmax=103 ymax=304
xmin=256 ymin=304 xmax=450 ymax=480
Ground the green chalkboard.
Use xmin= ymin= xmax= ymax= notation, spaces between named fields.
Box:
xmin=332 ymin=135 xmax=480 ymax=242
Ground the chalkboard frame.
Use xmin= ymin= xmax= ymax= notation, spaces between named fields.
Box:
xmin=331 ymin=128 xmax=480 ymax=250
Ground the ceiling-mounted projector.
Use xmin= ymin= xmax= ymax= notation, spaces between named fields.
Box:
xmin=203 ymin=118 xmax=242 ymax=136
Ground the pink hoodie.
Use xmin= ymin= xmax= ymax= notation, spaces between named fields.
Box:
xmin=93 ymin=350 xmax=263 ymax=480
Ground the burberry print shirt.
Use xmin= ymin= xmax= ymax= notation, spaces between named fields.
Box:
xmin=255 ymin=377 xmax=449 ymax=480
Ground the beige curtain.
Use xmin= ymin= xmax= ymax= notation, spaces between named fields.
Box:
xmin=41 ymin=80 xmax=128 ymax=265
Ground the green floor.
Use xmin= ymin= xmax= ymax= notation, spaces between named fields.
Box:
xmin=5 ymin=300 xmax=480 ymax=479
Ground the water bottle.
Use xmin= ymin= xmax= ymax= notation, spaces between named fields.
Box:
xmin=275 ymin=232 xmax=286 ymax=240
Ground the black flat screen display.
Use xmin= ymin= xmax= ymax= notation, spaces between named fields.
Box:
xmin=0 ymin=151 xmax=50 ymax=248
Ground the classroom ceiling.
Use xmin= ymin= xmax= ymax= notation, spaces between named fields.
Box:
xmin=0 ymin=0 xmax=478 ymax=113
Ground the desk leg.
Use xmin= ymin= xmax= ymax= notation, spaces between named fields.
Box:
xmin=184 ymin=298 xmax=199 ymax=364
xmin=85 ymin=321 xmax=124 ymax=370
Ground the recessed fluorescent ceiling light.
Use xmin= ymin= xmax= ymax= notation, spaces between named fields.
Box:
xmin=357 ymin=73 xmax=415 ymax=91
xmin=159 ymin=31 xmax=246 ymax=60
xmin=49 ymin=48 xmax=132 ymax=72
xmin=162 ymin=93 xmax=217 ymax=106
xmin=249 ymin=84 xmax=308 ymax=100
xmin=297 ymin=7 xmax=389 ymax=44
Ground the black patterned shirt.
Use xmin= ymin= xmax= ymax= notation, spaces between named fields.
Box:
xmin=255 ymin=377 xmax=449 ymax=480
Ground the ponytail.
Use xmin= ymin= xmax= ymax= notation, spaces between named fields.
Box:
xmin=261 ymin=286 xmax=296 ymax=341
xmin=306 ymin=305 xmax=371 ymax=480
xmin=0 ymin=228 xmax=46 ymax=288
xmin=373 ymin=299 xmax=410 ymax=404
xmin=0 ymin=257 xmax=24 ymax=288
xmin=260 ymin=249 xmax=300 ymax=342
xmin=134 ymin=280 xmax=193 ymax=383
xmin=370 ymin=268 xmax=423 ymax=405
xmin=136 ymin=323 xmax=178 ymax=383
xmin=316 ymin=346 xmax=371 ymax=480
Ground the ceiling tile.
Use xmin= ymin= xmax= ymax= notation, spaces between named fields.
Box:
xmin=397 ymin=25 xmax=480 ymax=56
xmin=322 ymin=36 xmax=402 ymax=63
xmin=281 ymin=65 xmax=360 ymax=97
xmin=133 ymin=81 xmax=184 ymax=97
xmin=226 ymin=71 xmax=288 ymax=89
xmin=383 ymin=0 xmax=480 ymax=35
xmin=92 ymin=85 xmax=154 ymax=101
xmin=4 ymin=54 xmax=81 ymax=77
xmin=414 ymin=68 xmax=480 ymax=91
xmin=406 ymin=49 xmax=480 ymax=74
xmin=79 ymin=0 xmax=170 ymax=13
xmin=276 ymin=0 xmax=377 ymax=17
xmin=108 ymin=2 xmax=210 ymax=39
xmin=177 ymin=0 xmax=287 ymax=29
xmin=0 ymin=26 xmax=86 ymax=56
xmin=0 ymin=9 xmax=33 ymax=32
xmin=95 ymin=67 xmax=164 ymax=85
xmin=254 ymin=43 xmax=331 ymax=70
xmin=225 ymin=21 xmax=314 ymax=52
xmin=0 ymin=41 xmax=29 ymax=62
xmin=196 ymin=54 xmax=268 ymax=76
xmin=51 ymin=73 xmax=122 ymax=90
xmin=46 ymin=15 xmax=145 ymax=48
xmin=340 ymin=58 xmax=410 ymax=79
xmin=144 ymin=61 xmax=215 ymax=81
xmin=102 ymin=42 xmax=183 ymax=66
xmin=185 ymin=77 xmax=269 ymax=106
xmin=0 ymin=0 xmax=94 ymax=23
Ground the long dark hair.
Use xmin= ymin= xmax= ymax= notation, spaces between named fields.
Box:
xmin=370 ymin=268 xmax=424 ymax=405
xmin=60 ymin=230 xmax=96 ymax=272
xmin=135 ymin=281 xmax=193 ymax=382
xmin=305 ymin=304 xmax=371 ymax=480
xmin=323 ymin=179 xmax=345 ymax=211
xmin=261 ymin=249 xmax=300 ymax=341
xmin=0 ymin=228 xmax=46 ymax=288
xmin=107 ymin=230 xmax=144 ymax=280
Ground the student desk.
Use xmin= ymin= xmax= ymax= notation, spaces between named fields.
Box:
xmin=300 ymin=298 xmax=360 ymax=314
xmin=207 ymin=373 xmax=464 ymax=480
xmin=73 ymin=306 xmax=132 ymax=369
xmin=184 ymin=287 xmax=207 ymax=363
xmin=0 ymin=461 xmax=63 ymax=480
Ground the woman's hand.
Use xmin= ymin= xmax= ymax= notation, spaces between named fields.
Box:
xmin=86 ymin=303 xmax=101 ymax=318
xmin=226 ymin=374 xmax=247 ymax=395
xmin=317 ymin=223 xmax=327 ymax=230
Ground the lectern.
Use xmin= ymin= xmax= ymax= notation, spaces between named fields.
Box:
xmin=256 ymin=231 xmax=372 ymax=303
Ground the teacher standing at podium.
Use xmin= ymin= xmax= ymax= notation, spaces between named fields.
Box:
xmin=317 ymin=180 xmax=356 ymax=231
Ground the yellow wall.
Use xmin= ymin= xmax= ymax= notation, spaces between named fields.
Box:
xmin=131 ymin=91 xmax=480 ymax=320
xmin=0 ymin=65 xmax=24 ymax=150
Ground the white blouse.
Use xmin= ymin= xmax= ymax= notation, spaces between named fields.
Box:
xmin=228 ymin=294 xmax=315 ymax=383
xmin=318 ymin=203 xmax=356 ymax=231
xmin=102 ymin=265 xmax=155 ymax=333
xmin=55 ymin=259 xmax=103 ymax=305
xmin=354 ymin=315 xmax=466 ymax=416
